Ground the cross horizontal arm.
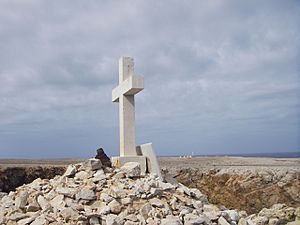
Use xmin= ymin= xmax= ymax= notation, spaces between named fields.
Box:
xmin=112 ymin=75 xmax=144 ymax=102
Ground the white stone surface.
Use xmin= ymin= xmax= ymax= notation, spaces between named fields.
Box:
xmin=112 ymin=57 xmax=144 ymax=156
xmin=111 ymin=156 xmax=147 ymax=175
xmin=137 ymin=143 xmax=161 ymax=177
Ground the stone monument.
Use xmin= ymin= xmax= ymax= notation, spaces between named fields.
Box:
xmin=111 ymin=57 xmax=161 ymax=177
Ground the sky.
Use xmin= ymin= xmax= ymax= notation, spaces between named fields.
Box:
xmin=0 ymin=0 xmax=299 ymax=158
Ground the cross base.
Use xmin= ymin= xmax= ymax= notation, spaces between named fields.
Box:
xmin=111 ymin=143 xmax=161 ymax=178
xmin=111 ymin=156 xmax=147 ymax=175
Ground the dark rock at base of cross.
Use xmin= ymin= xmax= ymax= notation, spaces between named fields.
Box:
xmin=95 ymin=147 xmax=112 ymax=168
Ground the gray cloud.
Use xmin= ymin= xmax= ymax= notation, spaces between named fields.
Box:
xmin=0 ymin=0 xmax=299 ymax=158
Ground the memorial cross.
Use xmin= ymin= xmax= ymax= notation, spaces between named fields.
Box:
xmin=112 ymin=57 xmax=144 ymax=156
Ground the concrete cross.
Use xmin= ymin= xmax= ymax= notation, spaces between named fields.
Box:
xmin=112 ymin=57 xmax=144 ymax=156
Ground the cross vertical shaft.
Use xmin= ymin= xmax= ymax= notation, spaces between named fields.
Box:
xmin=112 ymin=57 xmax=144 ymax=157
xmin=119 ymin=57 xmax=136 ymax=156
xmin=119 ymin=95 xmax=135 ymax=156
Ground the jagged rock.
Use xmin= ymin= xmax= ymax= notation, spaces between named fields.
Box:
xmin=125 ymin=214 xmax=138 ymax=222
xmin=287 ymin=221 xmax=300 ymax=225
xmin=81 ymin=158 xmax=102 ymax=171
xmin=140 ymin=203 xmax=152 ymax=220
xmin=121 ymin=162 xmax=141 ymax=178
xmin=0 ymin=192 xmax=7 ymax=199
xmin=60 ymin=207 xmax=79 ymax=221
xmin=9 ymin=212 xmax=28 ymax=221
xmin=161 ymin=215 xmax=182 ymax=225
xmin=238 ymin=218 xmax=248 ymax=225
xmin=49 ymin=194 xmax=65 ymax=210
xmin=26 ymin=204 xmax=40 ymax=213
xmin=149 ymin=187 xmax=163 ymax=197
xmin=55 ymin=186 xmax=75 ymax=198
xmin=149 ymin=198 xmax=164 ymax=208
xmin=121 ymin=197 xmax=132 ymax=205
xmin=218 ymin=216 xmax=231 ymax=225
xmin=15 ymin=191 xmax=29 ymax=209
xmin=100 ymin=192 xmax=114 ymax=203
xmin=108 ymin=199 xmax=122 ymax=214
xmin=184 ymin=214 xmax=206 ymax=225
xmin=75 ymin=171 xmax=91 ymax=180
xmin=268 ymin=218 xmax=279 ymax=225
xmin=76 ymin=188 xmax=96 ymax=201
xmin=37 ymin=195 xmax=51 ymax=211
xmin=224 ymin=209 xmax=240 ymax=222
xmin=92 ymin=169 xmax=106 ymax=182
xmin=95 ymin=147 xmax=112 ymax=168
xmin=252 ymin=216 xmax=269 ymax=225
xmin=63 ymin=165 xmax=76 ymax=177
xmin=203 ymin=204 xmax=221 ymax=220
xmin=17 ymin=216 xmax=37 ymax=225
xmin=89 ymin=216 xmax=100 ymax=225
xmin=106 ymin=214 xmax=124 ymax=225
xmin=31 ymin=215 xmax=48 ymax=225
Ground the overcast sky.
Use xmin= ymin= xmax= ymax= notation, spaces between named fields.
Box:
xmin=0 ymin=0 xmax=299 ymax=158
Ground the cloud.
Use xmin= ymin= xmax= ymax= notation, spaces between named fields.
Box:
xmin=0 ymin=0 xmax=299 ymax=158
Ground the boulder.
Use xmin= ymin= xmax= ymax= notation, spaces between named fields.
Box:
xmin=15 ymin=191 xmax=28 ymax=209
xmin=218 ymin=216 xmax=231 ymax=225
xmin=120 ymin=162 xmax=141 ymax=178
xmin=37 ymin=195 xmax=51 ymax=211
xmin=95 ymin=147 xmax=112 ymax=168
xmin=108 ymin=199 xmax=122 ymax=214
xmin=81 ymin=158 xmax=103 ymax=171
xmin=76 ymin=188 xmax=96 ymax=201
xmin=63 ymin=164 xmax=76 ymax=177
xmin=106 ymin=214 xmax=124 ymax=225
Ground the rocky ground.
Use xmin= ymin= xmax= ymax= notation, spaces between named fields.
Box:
xmin=0 ymin=158 xmax=299 ymax=225
xmin=0 ymin=156 xmax=299 ymax=224
xmin=159 ymin=157 xmax=300 ymax=214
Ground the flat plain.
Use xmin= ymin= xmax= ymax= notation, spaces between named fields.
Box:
xmin=0 ymin=156 xmax=299 ymax=170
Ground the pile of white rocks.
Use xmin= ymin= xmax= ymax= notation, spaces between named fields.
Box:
xmin=0 ymin=159 xmax=299 ymax=225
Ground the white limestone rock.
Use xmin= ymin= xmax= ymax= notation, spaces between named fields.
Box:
xmin=81 ymin=158 xmax=103 ymax=171
xmin=184 ymin=214 xmax=206 ymax=225
xmin=100 ymin=192 xmax=114 ymax=203
xmin=9 ymin=212 xmax=28 ymax=221
xmin=106 ymin=214 xmax=124 ymax=225
xmin=92 ymin=169 xmax=106 ymax=182
xmin=31 ymin=215 xmax=48 ymax=225
xmin=55 ymin=186 xmax=75 ymax=198
xmin=37 ymin=195 xmax=51 ymax=211
xmin=76 ymin=188 xmax=96 ymax=201
xmin=17 ymin=216 xmax=37 ymax=225
xmin=120 ymin=162 xmax=141 ymax=178
xmin=121 ymin=197 xmax=132 ymax=205
xmin=140 ymin=203 xmax=152 ymax=220
xmin=108 ymin=199 xmax=122 ymax=214
xmin=149 ymin=198 xmax=164 ymax=208
xmin=161 ymin=215 xmax=183 ymax=225
xmin=60 ymin=207 xmax=79 ymax=221
xmin=203 ymin=204 xmax=221 ymax=221
xmin=63 ymin=164 xmax=76 ymax=177
xmin=218 ymin=216 xmax=231 ymax=225
xmin=50 ymin=194 xmax=65 ymax=210
xmin=0 ymin=192 xmax=7 ymax=200
xmin=75 ymin=171 xmax=91 ymax=180
xmin=89 ymin=216 xmax=100 ymax=225
xmin=237 ymin=218 xmax=248 ymax=225
xmin=15 ymin=191 xmax=29 ymax=209
xmin=224 ymin=209 xmax=240 ymax=222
